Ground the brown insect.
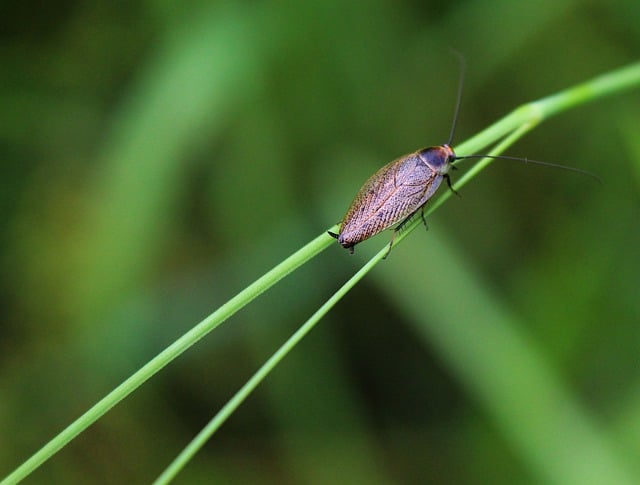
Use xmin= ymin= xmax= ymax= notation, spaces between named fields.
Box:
xmin=328 ymin=144 xmax=457 ymax=254
xmin=328 ymin=57 xmax=599 ymax=257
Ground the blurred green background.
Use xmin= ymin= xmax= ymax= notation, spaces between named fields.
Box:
xmin=2 ymin=1 xmax=640 ymax=483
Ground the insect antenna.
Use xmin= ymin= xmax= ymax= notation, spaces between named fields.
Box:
xmin=447 ymin=50 xmax=466 ymax=146
xmin=454 ymin=154 xmax=602 ymax=184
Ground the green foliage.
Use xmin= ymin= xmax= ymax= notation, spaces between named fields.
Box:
xmin=2 ymin=1 xmax=640 ymax=483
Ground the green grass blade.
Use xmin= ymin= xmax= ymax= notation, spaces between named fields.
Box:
xmin=1 ymin=232 xmax=331 ymax=485
xmin=4 ymin=60 xmax=640 ymax=485
xmin=153 ymin=248 xmax=388 ymax=484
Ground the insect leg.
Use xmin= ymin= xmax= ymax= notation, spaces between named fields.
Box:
xmin=383 ymin=234 xmax=395 ymax=259
xmin=444 ymin=173 xmax=460 ymax=197
xmin=420 ymin=206 xmax=429 ymax=231
xmin=384 ymin=207 xmax=423 ymax=259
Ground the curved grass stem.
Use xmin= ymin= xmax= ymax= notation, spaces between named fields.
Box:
xmin=3 ymin=60 xmax=640 ymax=485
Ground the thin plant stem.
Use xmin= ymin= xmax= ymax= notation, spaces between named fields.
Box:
xmin=3 ymin=60 xmax=640 ymax=485
xmin=153 ymin=247 xmax=387 ymax=484
xmin=2 ymin=232 xmax=330 ymax=485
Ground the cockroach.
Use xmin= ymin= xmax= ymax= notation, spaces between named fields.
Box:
xmin=328 ymin=57 xmax=598 ymax=257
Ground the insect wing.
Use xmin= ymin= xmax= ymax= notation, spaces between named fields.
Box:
xmin=339 ymin=152 xmax=441 ymax=245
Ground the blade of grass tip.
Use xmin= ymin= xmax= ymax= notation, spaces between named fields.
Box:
xmin=2 ymin=231 xmax=334 ymax=485
xmin=153 ymin=245 xmax=389 ymax=484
